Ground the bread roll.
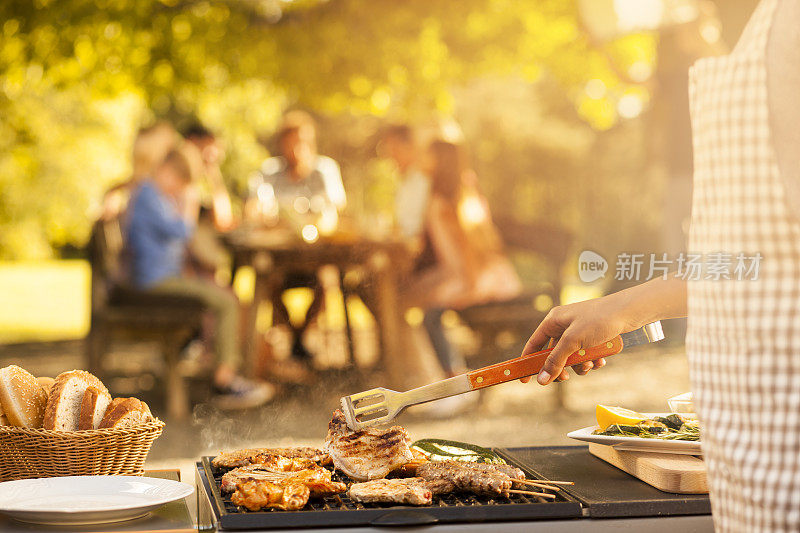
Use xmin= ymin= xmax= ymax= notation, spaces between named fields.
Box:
xmin=99 ymin=397 xmax=153 ymax=429
xmin=0 ymin=414 xmax=9 ymax=425
xmin=37 ymin=377 xmax=55 ymax=399
xmin=78 ymin=386 xmax=112 ymax=430
xmin=43 ymin=370 xmax=108 ymax=431
xmin=0 ymin=365 xmax=48 ymax=428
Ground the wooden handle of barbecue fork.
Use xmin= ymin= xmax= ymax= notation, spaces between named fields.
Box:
xmin=466 ymin=336 xmax=624 ymax=389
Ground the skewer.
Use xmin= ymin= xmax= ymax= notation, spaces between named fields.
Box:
xmin=507 ymin=489 xmax=556 ymax=499
xmin=525 ymin=479 xmax=573 ymax=486
xmin=516 ymin=480 xmax=560 ymax=491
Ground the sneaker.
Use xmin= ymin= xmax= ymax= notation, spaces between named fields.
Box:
xmin=213 ymin=376 xmax=276 ymax=410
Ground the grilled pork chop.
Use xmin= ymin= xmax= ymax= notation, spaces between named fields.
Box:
xmin=212 ymin=447 xmax=330 ymax=468
xmin=348 ymin=478 xmax=433 ymax=506
xmin=324 ymin=410 xmax=414 ymax=481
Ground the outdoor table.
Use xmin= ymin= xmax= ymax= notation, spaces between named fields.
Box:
xmin=222 ymin=227 xmax=413 ymax=372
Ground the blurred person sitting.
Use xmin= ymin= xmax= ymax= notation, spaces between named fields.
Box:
xmin=247 ymin=111 xmax=346 ymax=362
xmin=404 ymin=140 xmax=521 ymax=376
xmin=181 ymin=122 xmax=236 ymax=281
xmin=102 ymin=121 xmax=178 ymax=221
xmin=183 ymin=122 xmax=235 ymax=232
xmin=126 ymin=148 xmax=274 ymax=409
xmin=380 ymin=124 xmax=431 ymax=240
xmin=249 ymin=110 xmax=346 ymax=215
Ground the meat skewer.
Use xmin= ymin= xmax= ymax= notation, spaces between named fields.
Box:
xmin=415 ymin=461 xmax=559 ymax=499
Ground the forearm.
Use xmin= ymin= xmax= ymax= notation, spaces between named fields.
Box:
xmin=604 ymin=274 xmax=687 ymax=331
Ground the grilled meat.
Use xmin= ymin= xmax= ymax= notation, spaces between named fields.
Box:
xmin=392 ymin=448 xmax=429 ymax=477
xmin=416 ymin=461 xmax=514 ymax=496
xmin=221 ymin=463 xmax=320 ymax=492
xmin=284 ymin=468 xmax=347 ymax=497
xmin=324 ymin=410 xmax=414 ymax=481
xmin=212 ymin=447 xmax=330 ymax=468
xmin=464 ymin=462 xmax=526 ymax=481
xmin=222 ymin=464 xmax=346 ymax=497
xmin=348 ymin=478 xmax=433 ymax=506
xmin=219 ymin=456 xmax=321 ymax=487
xmin=423 ymin=477 xmax=457 ymax=495
xmin=231 ymin=479 xmax=310 ymax=511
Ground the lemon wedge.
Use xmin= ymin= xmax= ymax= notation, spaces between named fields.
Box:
xmin=596 ymin=405 xmax=647 ymax=430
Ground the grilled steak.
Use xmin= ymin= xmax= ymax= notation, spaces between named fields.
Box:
xmin=348 ymin=478 xmax=433 ymax=506
xmin=212 ymin=447 xmax=330 ymax=468
xmin=416 ymin=461 xmax=513 ymax=496
xmin=324 ymin=410 xmax=414 ymax=481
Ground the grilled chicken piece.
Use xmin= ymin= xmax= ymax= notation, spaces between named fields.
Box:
xmin=324 ymin=410 xmax=414 ymax=481
xmin=222 ymin=464 xmax=346 ymax=497
xmin=212 ymin=447 xmax=330 ymax=468
xmin=416 ymin=461 xmax=513 ymax=496
xmin=221 ymin=463 xmax=320 ymax=492
xmin=284 ymin=468 xmax=347 ymax=497
xmin=231 ymin=480 xmax=310 ymax=511
xmin=219 ymin=456 xmax=321 ymax=487
xmin=348 ymin=478 xmax=433 ymax=506
xmin=392 ymin=448 xmax=429 ymax=477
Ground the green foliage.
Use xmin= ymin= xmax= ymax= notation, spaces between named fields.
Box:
xmin=0 ymin=0 xmax=657 ymax=259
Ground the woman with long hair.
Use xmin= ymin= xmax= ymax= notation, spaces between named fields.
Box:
xmin=405 ymin=140 xmax=520 ymax=376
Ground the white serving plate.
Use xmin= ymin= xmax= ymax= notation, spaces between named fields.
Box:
xmin=568 ymin=413 xmax=702 ymax=455
xmin=0 ymin=475 xmax=194 ymax=525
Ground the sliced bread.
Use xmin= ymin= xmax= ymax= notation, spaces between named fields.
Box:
xmin=37 ymin=377 xmax=55 ymax=399
xmin=43 ymin=370 xmax=108 ymax=431
xmin=99 ymin=397 xmax=153 ymax=429
xmin=77 ymin=386 xmax=112 ymax=430
xmin=0 ymin=365 xmax=48 ymax=428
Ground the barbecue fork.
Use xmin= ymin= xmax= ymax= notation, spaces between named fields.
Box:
xmin=340 ymin=321 xmax=664 ymax=431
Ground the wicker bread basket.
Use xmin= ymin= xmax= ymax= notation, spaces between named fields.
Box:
xmin=0 ymin=419 xmax=164 ymax=481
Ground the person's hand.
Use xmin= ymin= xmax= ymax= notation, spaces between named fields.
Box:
xmin=521 ymin=296 xmax=635 ymax=386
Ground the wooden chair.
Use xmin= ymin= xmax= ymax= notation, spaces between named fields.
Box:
xmin=85 ymin=218 xmax=207 ymax=420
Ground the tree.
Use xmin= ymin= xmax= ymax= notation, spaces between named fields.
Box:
xmin=0 ymin=0 xmax=656 ymax=259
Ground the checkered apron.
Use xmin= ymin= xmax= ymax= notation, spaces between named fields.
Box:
xmin=687 ymin=0 xmax=800 ymax=531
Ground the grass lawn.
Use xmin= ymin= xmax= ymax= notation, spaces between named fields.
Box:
xmin=0 ymin=260 xmax=91 ymax=343
xmin=0 ymin=260 xmax=373 ymax=345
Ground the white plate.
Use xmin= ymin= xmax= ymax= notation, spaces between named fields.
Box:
xmin=567 ymin=414 xmax=702 ymax=455
xmin=0 ymin=475 xmax=194 ymax=525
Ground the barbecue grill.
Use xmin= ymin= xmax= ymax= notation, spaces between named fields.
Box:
xmin=196 ymin=451 xmax=583 ymax=530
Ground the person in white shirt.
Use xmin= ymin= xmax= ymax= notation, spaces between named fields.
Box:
xmin=250 ymin=111 xmax=346 ymax=214
xmin=381 ymin=125 xmax=431 ymax=239
xmin=248 ymin=111 xmax=347 ymax=361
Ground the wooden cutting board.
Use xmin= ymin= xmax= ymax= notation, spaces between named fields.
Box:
xmin=589 ymin=443 xmax=708 ymax=494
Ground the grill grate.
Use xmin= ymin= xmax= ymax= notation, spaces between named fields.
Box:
xmin=199 ymin=453 xmax=584 ymax=530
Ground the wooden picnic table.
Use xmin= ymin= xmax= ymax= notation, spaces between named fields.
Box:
xmin=222 ymin=227 xmax=413 ymax=373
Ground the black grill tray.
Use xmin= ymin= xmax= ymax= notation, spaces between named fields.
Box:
xmin=198 ymin=452 xmax=583 ymax=530
xmin=499 ymin=446 xmax=711 ymax=518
